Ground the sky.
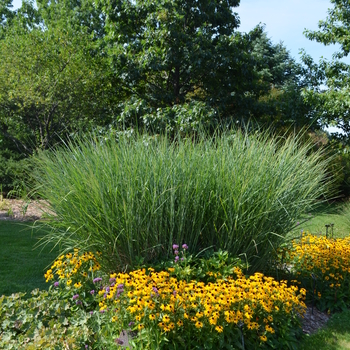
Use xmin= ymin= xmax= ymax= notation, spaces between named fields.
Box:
xmin=236 ymin=0 xmax=348 ymax=64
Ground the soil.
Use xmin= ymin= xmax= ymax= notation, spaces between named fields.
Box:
xmin=301 ymin=305 xmax=330 ymax=335
xmin=0 ymin=199 xmax=331 ymax=335
xmin=0 ymin=198 xmax=50 ymax=221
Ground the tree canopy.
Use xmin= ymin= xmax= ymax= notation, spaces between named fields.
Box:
xmin=303 ymin=0 xmax=350 ymax=139
xmin=0 ymin=0 xmax=316 ymax=152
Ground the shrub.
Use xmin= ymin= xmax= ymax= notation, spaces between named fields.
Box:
xmin=32 ymin=131 xmax=332 ymax=272
xmin=0 ymin=149 xmax=30 ymax=196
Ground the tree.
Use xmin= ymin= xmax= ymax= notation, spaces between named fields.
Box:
xmin=0 ymin=1 xmax=119 ymax=153
xmin=0 ymin=0 xmax=13 ymax=23
xmin=301 ymin=0 xmax=350 ymax=196
xmin=96 ymin=1 xmax=312 ymax=133
xmin=245 ymin=27 xmax=315 ymax=132
xmin=36 ymin=0 xmax=106 ymax=38
xmin=97 ymin=0 xmax=255 ymax=130
xmin=0 ymin=0 xmax=15 ymax=37
xmin=303 ymin=0 xmax=350 ymax=139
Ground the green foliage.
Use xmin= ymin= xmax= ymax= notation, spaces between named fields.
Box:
xmin=302 ymin=0 xmax=350 ymax=138
xmin=31 ymin=131 xmax=332 ymax=273
xmin=0 ymin=0 xmax=315 ymax=168
xmin=98 ymin=0 xmax=240 ymax=106
xmin=143 ymin=243 xmax=248 ymax=284
xmin=0 ymin=289 xmax=94 ymax=349
xmin=36 ymin=0 xmax=105 ymax=38
xmin=0 ymin=144 xmax=27 ymax=195
xmin=96 ymin=0 xmax=310 ymax=131
xmin=117 ymin=99 xmax=219 ymax=134
xmin=249 ymin=29 xmax=315 ymax=131
xmin=0 ymin=21 xmax=118 ymax=152
xmin=0 ymin=0 xmax=14 ymax=28
xmin=304 ymin=0 xmax=350 ymax=60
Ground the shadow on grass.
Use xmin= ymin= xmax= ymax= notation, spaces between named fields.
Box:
xmin=311 ymin=200 xmax=348 ymax=216
xmin=0 ymin=220 xmax=59 ymax=297
xmin=286 ymin=199 xmax=350 ymax=239
xmin=300 ymin=310 xmax=350 ymax=350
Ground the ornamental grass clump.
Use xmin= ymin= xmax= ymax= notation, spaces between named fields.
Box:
xmin=283 ymin=232 xmax=350 ymax=312
xmin=32 ymin=130 xmax=332 ymax=272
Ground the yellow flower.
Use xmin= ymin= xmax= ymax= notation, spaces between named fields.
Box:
xmin=209 ymin=316 xmax=218 ymax=325
xmin=195 ymin=321 xmax=203 ymax=329
xmin=162 ymin=315 xmax=170 ymax=323
xmin=67 ymin=279 xmax=72 ymax=286
xmin=215 ymin=325 xmax=223 ymax=333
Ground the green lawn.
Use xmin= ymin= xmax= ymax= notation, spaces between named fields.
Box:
xmin=0 ymin=221 xmax=59 ymax=296
xmin=289 ymin=200 xmax=350 ymax=239
xmin=300 ymin=310 xmax=350 ymax=349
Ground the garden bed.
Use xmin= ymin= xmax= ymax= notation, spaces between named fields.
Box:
xmin=0 ymin=199 xmax=49 ymax=221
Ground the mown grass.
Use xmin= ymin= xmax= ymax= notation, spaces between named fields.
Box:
xmin=288 ymin=200 xmax=350 ymax=239
xmin=0 ymin=221 xmax=59 ymax=296
xmin=300 ymin=310 xmax=350 ymax=349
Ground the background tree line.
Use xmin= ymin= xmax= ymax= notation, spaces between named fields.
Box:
xmin=0 ymin=0 xmax=349 ymax=196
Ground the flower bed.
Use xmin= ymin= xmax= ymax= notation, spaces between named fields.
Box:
xmin=9 ymin=237 xmax=350 ymax=348
xmin=282 ymin=233 xmax=350 ymax=312
xmin=94 ymin=267 xmax=306 ymax=349
xmin=35 ymin=249 xmax=306 ymax=349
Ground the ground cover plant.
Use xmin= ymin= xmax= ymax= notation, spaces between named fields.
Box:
xmin=31 ymin=131 xmax=332 ymax=273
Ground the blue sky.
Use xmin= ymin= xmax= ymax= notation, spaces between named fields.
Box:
xmin=236 ymin=0 xmax=348 ymax=64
